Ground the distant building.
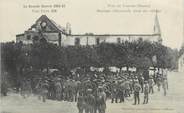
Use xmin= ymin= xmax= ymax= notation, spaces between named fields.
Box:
xmin=16 ymin=14 xmax=162 ymax=46
xmin=178 ymin=46 xmax=184 ymax=72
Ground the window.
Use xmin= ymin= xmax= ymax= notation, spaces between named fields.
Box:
xmin=26 ymin=35 xmax=31 ymax=40
xmin=117 ymin=38 xmax=121 ymax=43
xmin=40 ymin=38 xmax=47 ymax=43
xmin=138 ymin=37 xmax=143 ymax=42
xmin=96 ymin=38 xmax=100 ymax=45
xmin=75 ymin=38 xmax=80 ymax=46
xmin=33 ymin=36 xmax=39 ymax=41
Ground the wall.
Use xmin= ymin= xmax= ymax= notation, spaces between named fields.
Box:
xmin=60 ymin=34 xmax=160 ymax=46
xmin=43 ymin=32 xmax=59 ymax=45
xmin=178 ymin=53 xmax=184 ymax=72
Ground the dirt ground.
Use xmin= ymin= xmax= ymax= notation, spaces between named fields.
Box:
xmin=1 ymin=71 xmax=184 ymax=113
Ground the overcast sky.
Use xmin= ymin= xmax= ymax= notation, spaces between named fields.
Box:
xmin=0 ymin=0 xmax=183 ymax=49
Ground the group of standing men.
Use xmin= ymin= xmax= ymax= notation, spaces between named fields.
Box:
xmin=19 ymin=69 xmax=168 ymax=113
xmin=110 ymin=70 xmax=168 ymax=105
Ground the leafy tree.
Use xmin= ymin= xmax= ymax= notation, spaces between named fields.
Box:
xmin=1 ymin=38 xmax=178 ymax=88
xmin=30 ymin=41 xmax=63 ymax=73
xmin=1 ymin=41 xmax=25 ymax=89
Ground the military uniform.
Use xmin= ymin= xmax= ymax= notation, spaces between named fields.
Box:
xmin=20 ymin=80 xmax=27 ymax=98
xmin=138 ymin=76 xmax=144 ymax=93
xmin=84 ymin=89 xmax=95 ymax=113
xmin=27 ymin=80 xmax=32 ymax=96
xmin=148 ymin=78 xmax=154 ymax=94
xmin=111 ymin=81 xmax=118 ymax=103
xmin=77 ymin=92 xmax=85 ymax=113
xmin=55 ymin=79 xmax=63 ymax=100
xmin=119 ymin=82 xmax=125 ymax=103
xmin=143 ymin=81 xmax=149 ymax=104
xmin=74 ymin=81 xmax=81 ymax=102
xmin=64 ymin=79 xmax=72 ymax=101
xmin=129 ymin=79 xmax=134 ymax=94
xmin=68 ymin=80 xmax=73 ymax=101
xmin=133 ymin=81 xmax=141 ymax=105
xmin=1 ymin=81 xmax=8 ymax=96
xmin=48 ymin=80 xmax=56 ymax=99
xmin=96 ymin=87 xmax=106 ymax=113
xmin=156 ymin=76 xmax=162 ymax=91
xmin=40 ymin=81 xmax=49 ymax=102
xmin=124 ymin=80 xmax=130 ymax=97
xmin=162 ymin=78 xmax=167 ymax=96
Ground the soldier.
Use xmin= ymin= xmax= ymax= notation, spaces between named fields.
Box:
xmin=71 ymin=79 xmax=79 ymax=102
xmin=35 ymin=78 xmax=42 ymax=100
xmin=55 ymin=78 xmax=63 ymax=101
xmin=111 ymin=80 xmax=118 ymax=103
xmin=163 ymin=69 xmax=169 ymax=90
xmin=148 ymin=77 xmax=154 ymax=94
xmin=162 ymin=77 xmax=168 ymax=96
xmin=83 ymin=78 xmax=93 ymax=96
xmin=96 ymin=86 xmax=106 ymax=113
xmin=48 ymin=79 xmax=56 ymax=99
xmin=129 ymin=78 xmax=134 ymax=94
xmin=74 ymin=80 xmax=81 ymax=102
xmin=67 ymin=79 xmax=73 ymax=101
xmin=133 ymin=80 xmax=141 ymax=105
xmin=63 ymin=79 xmax=67 ymax=101
xmin=124 ymin=78 xmax=131 ymax=97
xmin=40 ymin=80 xmax=49 ymax=102
xmin=26 ymin=79 xmax=32 ymax=97
xmin=77 ymin=91 xmax=85 ymax=113
xmin=20 ymin=79 xmax=29 ymax=99
xmin=20 ymin=79 xmax=25 ymax=98
xmin=84 ymin=89 xmax=95 ymax=113
xmin=138 ymin=75 xmax=144 ymax=93
xmin=143 ymin=81 xmax=149 ymax=104
xmin=1 ymin=81 xmax=8 ymax=96
xmin=156 ymin=75 xmax=162 ymax=91
xmin=119 ymin=81 xmax=125 ymax=103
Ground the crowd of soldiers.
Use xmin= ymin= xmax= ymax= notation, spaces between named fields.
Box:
xmin=18 ymin=69 xmax=168 ymax=113
xmin=109 ymin=70 xmax=168 ymax=105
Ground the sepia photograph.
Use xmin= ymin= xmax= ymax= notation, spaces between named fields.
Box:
xmin=0 ymin=0 xmax=184 ymax=113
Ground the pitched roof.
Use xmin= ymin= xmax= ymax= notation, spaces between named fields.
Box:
xmin=36 ymin=15 xmax=66 ymax=34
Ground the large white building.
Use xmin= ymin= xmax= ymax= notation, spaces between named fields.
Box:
xmin=16 ymin=14 xmax=162 ymax=46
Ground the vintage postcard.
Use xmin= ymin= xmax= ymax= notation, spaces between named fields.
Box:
xmin=0 ymin=0 xmax=184 ymax=113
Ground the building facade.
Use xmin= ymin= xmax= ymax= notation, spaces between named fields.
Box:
xmin=178 ymin=45 xmax=184 ymax=72
xmin=16 ymin=14 xmax=162 ymax=46
xmin=178 ymin=53 xmax=184 ymax=72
